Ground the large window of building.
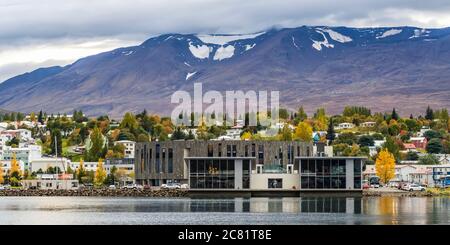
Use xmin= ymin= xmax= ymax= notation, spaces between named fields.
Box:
xmin=242 ymin=160 xmax=250 ymax=189
xmin=268 ymin=178 xmax=283 ymax=188
xmin=301 ymin=159 xmax=347 ymax=189
xmin=190 ymin=159 xmax=235 ymax=189
xmin=155 ymin=144 xmax=160 ymax=173
xmin=354 ymin=159 xmax=361 ymax=189
xmin=258 ymin=145 xmax=264 ymax=165
xmin=168 ymin=148 xmax=173 ymax=174
xmin=207 ymin=144 xmax=213 ymax=157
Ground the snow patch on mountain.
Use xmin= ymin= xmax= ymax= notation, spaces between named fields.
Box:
xmin=292 ymin=37 xmax=300 ymax=49
xmin=245 ymin=44 xmax=256 ymax=51
xmin=409 ymin=29 xmax=430 ymax=39
xmin=317 ymin=28 xmax=352 ymax=43
xmin=311 ymin=30 xmax=334 ymax=51
xmin=188 ymin=42 xmax=211 ymax=59
xmin=196 ymin=32 xmax=265 ymax=45
xmin=377 ymin=29 xmax=402 ymax=39
xmin=122 ymin=51 xmax=134 ymax=56
xmin=213 ymin=45 xmax=235 ymax=61
xmin=186 ymin=71 xmax=197 ymax=80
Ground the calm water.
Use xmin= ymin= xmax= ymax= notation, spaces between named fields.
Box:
xmin=0 ymin=196 xmax=448 ymax=225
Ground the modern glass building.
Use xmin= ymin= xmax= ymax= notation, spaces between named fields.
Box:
xmin=297 ymin=157 xmax=364 ymax=190
xmin=134 ymin=141 xmax=365 ymax=191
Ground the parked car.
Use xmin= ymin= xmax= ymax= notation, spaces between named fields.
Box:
xmin=122 ymin=184 xmax=144 ymax=190
xmin=161 ymin=182 xmax=181 ymax=189
xmin=370 ymin=183 xmax=380 ymax=188
xmin=403 ymin=183 xmax=426 ymax=192
xmin=180 ymin=184 xmax=189 ymax=189
xmin=2 ymin=184 xmax=11 ymax=190
xmin=108 ymin=185 xmax=116 ymax=189
xmin=0 ymin=185 xmax=5 ymax=190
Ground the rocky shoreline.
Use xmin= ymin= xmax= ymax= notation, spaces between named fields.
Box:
xmin=0 ymin=188 xmax=188 ymax=197
xmin=362 ymin=189 xmax=448 ymax=197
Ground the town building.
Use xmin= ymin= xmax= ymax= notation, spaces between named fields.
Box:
xmin=134 ymin=140 xmax=365 ymax=191
xmin=1 ymin=144 xmax=42 ymax=172
xmin=410 ymin=137 xmax=427 ymax=149
xmin=335 ymin=123 xmax=355 ymax=130
xmin=360 ymin=122 xmax=376 ymax=128
xmin=22 ymin=174 xmax=79 ymax=190
xmin=30 ymin=157 xmax=71 ymax=173
xmin=402 ymin=143 xmax=417 ymax=152
xmin=115 ymin=140 xmax=136 ymax=159
xmin=363 ymin=164 xmax=450 ymax=187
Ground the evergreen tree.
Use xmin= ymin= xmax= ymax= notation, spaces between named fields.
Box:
xmin=50 ymin=129 xmax=62 ymax=156
xmin=425 ymin=106 xmax=434 ymax=120
xmin=391 ymin=108 xmax=399 ymax=121
xmin=38 ymin=110 xmax=44 ymax=124
xmin=326 ymin=117 xmax=336 ymax=144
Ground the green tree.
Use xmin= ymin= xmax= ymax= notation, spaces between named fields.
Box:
xmin=87 ymin=127 xmax=105 ymax=161
xmin=120 ymin=112 xmax=139 ymax=132
xmin=425 ymin=106 xmax=434 ymax=120
xmin=406 ymin=151 xmax=419 ymax=160
xmin=358 ymin=135 xmax=375 ymax=147
xmin=50 ymin=129 xmax=62 ymax=156
xmin=426 ymin=138 xmax=443 ymax=154
xmin=418 ymin=154 xmax=440 ymax=165
xmin=382 ymin=136 xmax=400 ymax=162
xmin=391 ymin=108 xmax=399 ymax=121
xmin=278 ymin=124 xmax=293 ymax=141
xmin=326 ymin=117 xmax=335 ymax=143
xmin=295 ymin=106 xmax=308 ymax=123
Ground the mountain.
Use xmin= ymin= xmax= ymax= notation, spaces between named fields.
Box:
xmin=1 ymin=26 xmax=450 ymax=117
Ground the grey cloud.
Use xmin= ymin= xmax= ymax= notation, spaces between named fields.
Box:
xmin=1 ymin=0 xmax=450 ymax=81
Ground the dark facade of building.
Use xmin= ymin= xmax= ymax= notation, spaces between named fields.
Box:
xmin=135 ymin=140 xmax=312 ymax=186
xmin=134 ymin=140 xmax=365 ymax=191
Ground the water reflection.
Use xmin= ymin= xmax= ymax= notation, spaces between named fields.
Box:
xmin=0 ymin=196 xmax=448 ymax=224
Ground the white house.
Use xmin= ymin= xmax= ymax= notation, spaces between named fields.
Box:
xmin=30 ymin=157 xmax=71 ymax=173
xmin=70 ymin=161 xmax=99 ymax=172
xmin=115 ymin=140 xmax=136 ymax=159
xmin=360 ymin=121 xmax=376 ymax=128
xmin=335 ymin=122 xmax=355 ymax=130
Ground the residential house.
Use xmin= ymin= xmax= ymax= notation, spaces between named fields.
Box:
xmin=360 ymin=121 xmax=376 ymax=128
xmin=410 ymin=137 xmax=427 ymax=149
xmin=335 ymin=122 xmax=355 ymax=130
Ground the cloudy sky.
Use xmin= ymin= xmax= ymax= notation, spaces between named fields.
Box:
xmin=1 ymin=0 xmax=450 ymax=81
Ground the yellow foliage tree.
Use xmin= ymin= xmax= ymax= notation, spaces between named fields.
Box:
xmin=9 ymin=153 xmax=22 ymax=178
xmin=295 ymin=122 xmax=313 ymax=142
xmin=375 ymin=149 xmax=396 ymax=184
xmin=94 ymin=158 xmax=107 ymax=187
xmin=0 ymin=162 xmax=4 ymax=184
xmin=241 ymin=131 xmax=252 ymax=140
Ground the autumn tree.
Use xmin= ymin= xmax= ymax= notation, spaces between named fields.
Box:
xmin=94 ymin=159 xmax=107 ymax=187
xmin=0 ymin=163 xmax=4 ymax=184
xmin=375 ymin=149 xmax=396 ymax=184
xmin=9 ymin=154 xmax=22 ymax=186
xmin=295 ymin=122 xmax=313 ymax=142
xmin=241 ymin=131 xmax=252 ymax=140
xmin=278 ymin=124 xmax=292 ymax=141
xmin=77 ymin=159 xmax=86 ymax=183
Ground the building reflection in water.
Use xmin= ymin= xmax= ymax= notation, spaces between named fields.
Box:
xmin=186 ymin=197 xmax=363 ymax=214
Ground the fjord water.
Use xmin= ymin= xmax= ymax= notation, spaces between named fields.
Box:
xmin=0 ymin=196 xmax=448 ymax=225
